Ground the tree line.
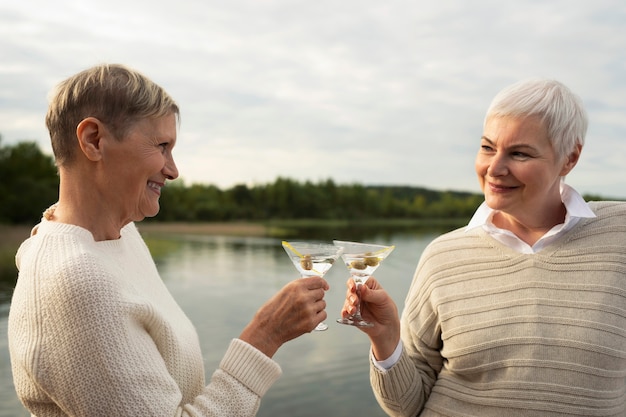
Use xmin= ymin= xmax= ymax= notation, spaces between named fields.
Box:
xmin=0 ymin=137 xmax=527 ymax=225
xmin=153 ymin=178 xmax=484 ymax=223
xmin=1 ymin=139 xmax=60 ymax=224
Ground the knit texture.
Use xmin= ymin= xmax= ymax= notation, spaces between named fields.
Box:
xmin=371 ymin=201 xmax=626 ymax=416
xmin=8 ymin=220 xmax=281 ymax=416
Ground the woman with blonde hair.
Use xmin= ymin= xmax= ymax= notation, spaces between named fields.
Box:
xmin=9 ymin=64 xmax=330 ymax=416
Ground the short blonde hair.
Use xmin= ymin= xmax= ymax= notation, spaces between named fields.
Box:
xmin=46 ymin=64 xmax=179 ymax=167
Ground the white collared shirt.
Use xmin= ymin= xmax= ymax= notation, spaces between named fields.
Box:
xmin=465 ymin=183 xmax=596 ymax=254
xmin=373 ymin=183 xmax=596 ymax=370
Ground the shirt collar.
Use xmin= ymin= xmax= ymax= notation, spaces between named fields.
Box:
xmin=466 ymin=183 xmax=596 ymax=231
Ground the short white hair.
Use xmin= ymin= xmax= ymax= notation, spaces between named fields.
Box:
xmin=485 ymin=78 xmax=588 ymax=160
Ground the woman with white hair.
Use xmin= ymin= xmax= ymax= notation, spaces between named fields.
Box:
xmin=341 ymin=78 xmax=626 ymax=416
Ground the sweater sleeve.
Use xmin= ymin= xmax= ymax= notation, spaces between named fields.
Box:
xmin=182 ymin=339 xmax=281 ymax=416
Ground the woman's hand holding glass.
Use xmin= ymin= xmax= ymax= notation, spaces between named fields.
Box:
xmin=240 ymin=276 xmax=329 ymax=358
xmin=341 ymin=276 xmax=401 ymax=361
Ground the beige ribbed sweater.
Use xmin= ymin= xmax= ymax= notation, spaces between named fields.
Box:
xmin=8 ymin=220 xmax=281 ymax=417
xmin=371 ymin=201 xmax=626 ymax=416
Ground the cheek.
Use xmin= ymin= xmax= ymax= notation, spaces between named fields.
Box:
xmin=474 ymin=156 xmax=486 ymax=176
xmin=511 ymin=165 xmax=536 ymax=184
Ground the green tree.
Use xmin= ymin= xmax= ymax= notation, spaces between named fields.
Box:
xmin=0 ymin=137 xmax=59 ymax=224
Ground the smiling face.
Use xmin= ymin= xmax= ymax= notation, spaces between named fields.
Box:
xmin=475 ymin=115 xmax=579 ymax=229
xmin=103 ymin=113 xmax=179 ymax=223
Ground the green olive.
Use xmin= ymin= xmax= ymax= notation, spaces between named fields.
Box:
xmin=300 ymin=255 xmax=313 ymax=270
xmin=364 ymin=253 xmax=379 ymax=267
xmin=350 ymin=260 xmax=367 ymax=270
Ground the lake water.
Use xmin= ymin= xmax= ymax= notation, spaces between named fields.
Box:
xmin=0 ymin=228 xmax=440 ymax=417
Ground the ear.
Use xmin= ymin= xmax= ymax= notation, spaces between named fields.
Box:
xmin=76 ymin=117 xmax=106 ymax=162
xmin=560 ymin=143 xmax=582 ymax=176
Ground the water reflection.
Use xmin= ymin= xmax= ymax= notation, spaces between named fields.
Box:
xmin=0 ymin=228 xmax=439 ymax=417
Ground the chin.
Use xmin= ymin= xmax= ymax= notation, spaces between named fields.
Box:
xmin=133 ymin=211 xmax=159 ymax=223
xmin=484 ymin=195 xmax=507 ymax=211
xmin=139 ymin=200 xmax=161 ymax=220
xmin=143 ymin=210 xmax=160 ymax=219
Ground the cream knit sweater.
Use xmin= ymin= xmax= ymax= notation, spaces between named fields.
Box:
xmin=8 ymin=220 xmax=281 ymax=417
xmin=371 ymin=201 xmax=626 ymax=416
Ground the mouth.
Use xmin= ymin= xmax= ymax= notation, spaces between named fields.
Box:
xmin=488 ymin=182 xmax=518 ymax=193
xmin=147 ymin=180 xmax=163 ymax=195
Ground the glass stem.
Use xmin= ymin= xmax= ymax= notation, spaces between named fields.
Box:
xmin=354 ymin=282 xmax=364 ymax=320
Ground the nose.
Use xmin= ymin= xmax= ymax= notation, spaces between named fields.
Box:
xmin=163 ymin=154 xmax=179 ymax=180
xmin=487 ymin=153 xmax=508 ymax=177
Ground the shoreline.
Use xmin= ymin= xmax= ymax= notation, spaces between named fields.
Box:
xmin=2 ymin=217 xmax=467 ymax=244
xmin=136 ymin=221 xmax=269 ymax=237
xmin=0 ymin=222 xmax=270 ymax=247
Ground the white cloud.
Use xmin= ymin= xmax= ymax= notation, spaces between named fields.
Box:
xmin=1 ymin=0 xmax=625 ymax=197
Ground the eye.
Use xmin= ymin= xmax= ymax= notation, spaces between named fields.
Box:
xmin=511 ymin=151 xmax=530 ymax=160
xmin=158 ymin=143 xmax=169 ymax=153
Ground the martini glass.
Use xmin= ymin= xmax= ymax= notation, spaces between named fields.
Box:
xmin=282 ymin=241 xmax=344 ymax=331
xmin=333 ymin=240 xmax=395 ymax=328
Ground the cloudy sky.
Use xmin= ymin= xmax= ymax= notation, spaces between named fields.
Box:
xmin=1 ymin=0 xmax=625 ymax=198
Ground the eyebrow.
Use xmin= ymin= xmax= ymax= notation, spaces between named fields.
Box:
xmin=480 ymin=136 xmax=537 ymax=151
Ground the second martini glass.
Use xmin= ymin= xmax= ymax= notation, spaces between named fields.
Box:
xmin=333 ymin=240 xmax=395 ymax=328
xmin=282 ymin=241 xmax=344 ymax=331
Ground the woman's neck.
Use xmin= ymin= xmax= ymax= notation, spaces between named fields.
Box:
xmin=54 ymin=171 xmax=125 ymax=241
xmin=493 ymin=203 xmax=567 ymax=247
